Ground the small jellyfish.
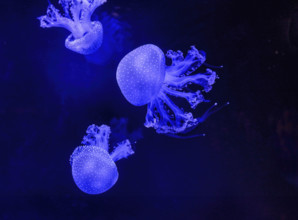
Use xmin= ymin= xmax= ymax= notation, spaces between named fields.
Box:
xmin=117 ymin=44 xmax=227 ymax=135
xmin=70 ymin=124 xmax=134 ymax=194
xmin=38 ymin=0 xmax=107 ymax=55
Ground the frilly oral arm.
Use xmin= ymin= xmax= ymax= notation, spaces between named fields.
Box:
xmin=164 ymin=68 xmax=217 ymax=91
xmin=162 ymin=86 xmax=206 ymax=109
xmin=166 ymin=46 xmax=206 ymax=77
xmin=81 ymin=124 xmax=111 ymax=151
xmin=38 ymin=4 xmax=76 ymax=32
xmin=110 ymin=140 xmax=134 ymax=162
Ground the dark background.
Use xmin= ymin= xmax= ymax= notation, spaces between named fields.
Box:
xmin=1 ymin=0 xmax=298 ymax=219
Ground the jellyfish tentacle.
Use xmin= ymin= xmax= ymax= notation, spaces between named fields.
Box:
xmin=164 ymin=68 xmax=217 ymax=91
xmin=144 ymin=46 xmax=222 ymax=134
xmin=144 ymin=101 xmax=156 ymax=128
xmin=175 ymin=102 xmax=229 ymax=135
xmin=165 ymin=46 xmax=217 ymax=92
xmin=58 ymin=0 xmax=71 ymax=18
xmin=38 ymin=4 xmax=76 ymax=33
xmin=203 ymin=63 xmax=224 ymax=69
xmin=58 ymin=0 xmax=107 ymax=22
xmin=145 ymin=91 xmax=198 ymax=134
xmin=145 ymin=98 xmax=175 ymax=130
xmin=81 ymin=124 xmax=111 ymax=151
xmin=163 ymin=86 xmax=206 ymax=109
xmin=146 ymin=97 xmax=176 ymax=129
xmin=145 ymin=98 xmax=171 ymax=131
xmin=197 ymin=102 xmax=230 ymax=123
xmin=110 ymin=139 xmax=134 ymax=162
xmin=166 ymin=46 xmax=206 ymax=77
xmin=161 ymin=92 xmax=198 ymax=132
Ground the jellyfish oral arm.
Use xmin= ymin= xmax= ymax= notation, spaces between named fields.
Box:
xmin=81 ymin=124 xmax=111 ymax=151
xmin=164 ymin=68 xmax=217 ymax=91
xmin=162 ymin=86 xmax=205 ymax=109
xmin=38 ymin=4 xmax=78 ymax=34
xmin=145 ymin=94 xmax=198 ymax=134
xmin=110 ymin=140 xmax=134 ymax=162
xmin=165 ymin=47 xmax=206 ymax=77
xmin=145 ymin=46 xmax=220 ymax=134
xmin=61 ymin=0 xmax=107 ymax=22
xmin=80 ymin=124 xmax=134 ymax=161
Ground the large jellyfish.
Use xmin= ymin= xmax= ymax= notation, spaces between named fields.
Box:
xmin=70 ymin=124 xmax=134 ymax=194
xmin=38 ymin=0 xmax=107 ymax=55
xmin=117 ymin=44 xmax=227 ymax=135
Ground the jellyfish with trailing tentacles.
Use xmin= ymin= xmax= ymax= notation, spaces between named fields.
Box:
xmin=117 ymin=44 xmax=228 ymax=136
xmin=38 ymin=0 xmax=106 ymax=55
xmin=70 ymin=124 xmax=134 ymax=194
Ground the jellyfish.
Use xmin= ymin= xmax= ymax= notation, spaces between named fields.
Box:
xmin=70 ymin=124 xmax=134 ymax=194
xmin=38 ymin=0 xmax=107 ymax=55
xmin=117 ymin=44 xmax=227 ymax=135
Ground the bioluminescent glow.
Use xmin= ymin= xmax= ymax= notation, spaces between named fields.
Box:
xmin=117 ymin=44 xmax=226 ymax=135
xmin=70 ymin=124 xmax=134 ymax=195
xmin=38 ymin=0 xmax=106 ymax=55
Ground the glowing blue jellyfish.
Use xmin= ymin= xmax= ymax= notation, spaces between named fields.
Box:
xmin=38 ymin=0 xmax=107 ymax=55
xmin=117 ymin=44 xmax=226 ymax=135
xmin=70 ymin=124 xmax=134 ymax=194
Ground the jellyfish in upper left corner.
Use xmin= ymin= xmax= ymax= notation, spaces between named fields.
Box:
xmin=70 ymin=124 xmax=134 ymax=195
xmin=38 ymin=0 xmax=107 ymax=55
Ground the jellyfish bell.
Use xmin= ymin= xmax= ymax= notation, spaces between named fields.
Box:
xmin=70 ymin=145 xmax=118 ymax=195
xmin=116 ymin=44 xmax=166 ymax=106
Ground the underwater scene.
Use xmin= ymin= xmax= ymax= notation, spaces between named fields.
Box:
xmin=1 ymin=0 xmax=298 ymax=219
